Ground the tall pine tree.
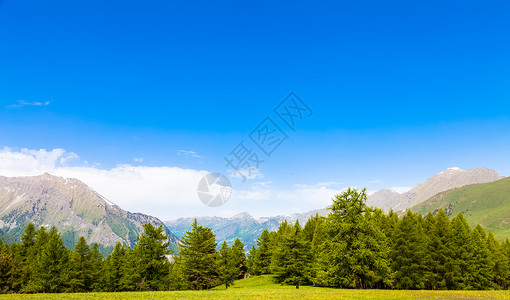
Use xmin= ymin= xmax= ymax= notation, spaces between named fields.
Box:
xmin=272 ymin=220 xmax=312 ymax=289
xmin=178 ymin=219 xmax=219 ymax=290
xmin=134 ymin=223 xmax=170 ymax=291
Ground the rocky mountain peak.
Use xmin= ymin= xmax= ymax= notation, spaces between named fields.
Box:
xmin=0 ymin=173 xmax=178 ymax=252
xmin=367 ymin=167 xmax=504 ymax=212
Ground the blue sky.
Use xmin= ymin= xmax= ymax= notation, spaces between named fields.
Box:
xmin=1 ymin=1 xmax=509 ymax=219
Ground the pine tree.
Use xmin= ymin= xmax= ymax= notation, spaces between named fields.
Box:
xmin=449 ymin=213 xmax=475 ymax=289
xmin=101 ymin=242 xmax=126 ymax=292
xmin=168 ymin=256 xmax=187 ymax=290
xmin=246 ymin=245 xmax=257 ymax=275
xmin=23 ymin=226 xmax=49 ymax=293
xmin=134 ymin=223 xmax=170 ymax=291
xmin=89 ymin=243 xmax=103 ymax=291
xmin=69 ymin=236 xmax=92 ymax=292
xmin=30 ymin=226 xmax=70 ymax=293
xmin=272 ymin=220 xmax=312 ymax=288
xmin=119 ymin=247 xmax=140 ymax=291
xmin=470 ymin=225 xmax=493 ymax=290
xmin=253 ymin=229 xmax=273 ymax=275
xmin=303 ymin=214 xmax=326 ymax=286
xmin=230 ymin=238 xmax=247 ymax=279
xmin=18 ymin=223 xmax=37 ymax=289
xmin=391 ymin=210 xmax=427 ymax=289
xmin=20 ymin=223 xmax=36 ymax=259
xmin=178 ymin=219 xmax=219 ymax=290
xmin=316 ymin=188 xmax=391 ymax=289
xmin=0 ymin=245 xmax=22 ymax=293
xmin=487 ymin=232 xmax=507 ymax=289
xmin=424 ymin=209 xmax=454 ymax=289
xmin=218 ymin=241 xmax=237 ymax=289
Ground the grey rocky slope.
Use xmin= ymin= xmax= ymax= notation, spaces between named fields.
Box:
xmin=367 ymin=167 xmax=504 ymax=212
xmin=0 ymin=173 xmax=178 ymax=252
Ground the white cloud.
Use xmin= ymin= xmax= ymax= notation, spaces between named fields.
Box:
xmin=226 ymin=180 xmax=346 ymax=217
xmin=0 ymin=147 xmax=209 ymax=220
xmin=7 ymin=100 xmax=51 ymax=108
xmin=293 ymin=181 xmax=344 ymax=189
xmin=177 ymin=150 xmax=203 ymax=158
xmin=229 ymin=167 xmax=264 ymax=181
xmin=0 ymin=147 xmax=350 ymax=220
xmin=133 ymin=157 xmax=144 ymax=163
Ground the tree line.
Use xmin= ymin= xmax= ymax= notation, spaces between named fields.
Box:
xmin=246 ymin=188 xmax=510 ymax=290
xmin=1 ymin=187 xmax=510 ymax=293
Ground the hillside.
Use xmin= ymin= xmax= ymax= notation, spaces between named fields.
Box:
xmin=411 ymin=176 xmax=510 ymax=240
xmin=0 ymin=173 xmax=179 ymax=253
xmin=368 ymin=167 xmax=504 ymax=212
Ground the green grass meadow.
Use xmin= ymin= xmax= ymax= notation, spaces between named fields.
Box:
xmin=2 ymin=275 xmax=510 ymax=299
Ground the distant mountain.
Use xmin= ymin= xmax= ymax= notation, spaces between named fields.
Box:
xmin=367 ymin=167 xmax=504 ymax=212
xmin=169 ymin=167 xmax=505 ymax=248
xmin=0 ymin=173 xmax=179 ymax=253
xmin=165 ymin=208 xmax=328 ymax=250
xmin=411 ymin=177 xmax=510 ymax=241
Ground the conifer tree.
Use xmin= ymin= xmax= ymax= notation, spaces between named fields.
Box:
xmin=0 ymin=245 xmax=21 ymax=293
xmin=252 ymin=229 xmax=273 ymax=275
xmin=391 ymin=210 xmax=427 ymax=289
xmin=470 ymin=225 xmax=493 ymax=289
xmin=218 ymin=241 xmax=237 ymax=289
xmin=230 ymin=238 xmax=247 ymax=279
xmin=30 ymin=226 xmax=70 ymax=293
xmin=304 ymin=214 xmax=326 ymax=285
xmin=178 ymin=219 xmax=219 ymax=290
xmin=246 ymin=245 xmax=257 ymax=275
xmin=101 ymin=242 xmax=126 ymax=292
xmin=18 ymin=223 xmax=37 ymax=288
xmin=20 ymin=223 xmax=36 ymax=259
xmin=424 ymin=209 xmax=454 ymax=289
xmin=449 ymin=213 xmax=474 ymax=289
xmin=69 ymin=236 xmax=92 ymax=292
xmin=487 ymin=232 xmax=509 ymax=289
xmin=134 ymin=223 xmax=170 ymax=291
xmin=119 ymin=247 xmax=140 ymax=291
xmin=88 ymin=243 xmax=103 ymax=291
xmin=316 ymin=188 xmax=391 ymax=289
xmin=272 ymin=220 xmax=312 ymax=289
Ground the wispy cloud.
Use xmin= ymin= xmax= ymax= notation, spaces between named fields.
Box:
xmin=7 ymin=100 xmax=51 ymax=108
xmin=133 ymin=157 xmax=144 ymax=163
xmin=229 ymin=167 xmax=264 ymax=181
xmin=367 ymin=179 xmax=382 ymax=184
xmin=177 ymin=150 xmax=203 ymax=158
xmin=293 ymin=181 xmax=345 ymax=189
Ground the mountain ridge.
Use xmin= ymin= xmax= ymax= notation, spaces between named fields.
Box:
xmin=367 ymin=167 xmax=504 ymax=211
xmin=0 ymin=173 xmax=179 ymax=253
xmin=410 ymin=176 xmax=510 ymax=240
xmin=166 ymin=167 xmax=505 ymax=248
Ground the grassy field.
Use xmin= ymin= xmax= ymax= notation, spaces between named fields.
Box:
xmin=2 ymin=275 xmax=510 ymax=299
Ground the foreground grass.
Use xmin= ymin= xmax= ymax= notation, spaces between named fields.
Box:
xmin=2 ymin=276 xmax=510 ymax=299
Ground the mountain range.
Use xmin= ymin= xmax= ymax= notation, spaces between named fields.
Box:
xmin=0 ymin=173 xmax=179 ymax=254
xmin=164 ymin=209 xmax=327 ymax=250
xmin=165 ymin=167 xmax=506 ymax=248
xmin=411 ymin=176 xmax=510 ymax=240
xmin=0 ymin=167 xmax=507 ymax=254
xmin=366 ymin=167 xmax=504 ymax=212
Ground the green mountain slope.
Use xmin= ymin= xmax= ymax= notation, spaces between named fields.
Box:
xmin=411 ymin=177 xmax=510 ymax=240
